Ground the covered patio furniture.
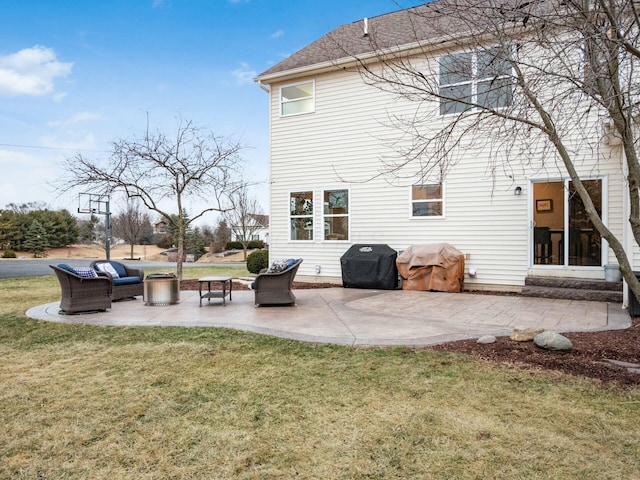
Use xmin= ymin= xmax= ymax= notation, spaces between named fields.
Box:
xmin=254 ymin=258 xmax=303 ymax=306
xmin=396 ymin=243 xmax=465 ymax=292
xmin=50 ymin=264 xmax=112 ymax=314
xmin=90 ymin=260 xmax=144 ymax=300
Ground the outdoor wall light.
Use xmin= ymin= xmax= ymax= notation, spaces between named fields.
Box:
xmin=514 ymin=186 xmax=522 ymax=196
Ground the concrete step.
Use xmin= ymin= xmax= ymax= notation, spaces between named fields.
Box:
xmin=521 ymin=285 xmax=623 ymax=302
xmin=525 ymin=276 xmax=623 ymax=292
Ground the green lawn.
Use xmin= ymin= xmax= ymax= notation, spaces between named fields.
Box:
xmin=1 ymin=273 xmax=639 ymax=479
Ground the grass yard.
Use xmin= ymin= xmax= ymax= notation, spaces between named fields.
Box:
xmin=1 ymin=273 xmax=639 ymax=479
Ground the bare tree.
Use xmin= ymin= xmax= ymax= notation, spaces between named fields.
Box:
xmin=329 ymin=0 xmax=640 ymax=298
xmin=111 ymin=198 xmax=151 ymax=259
xmin=61 ymin=118 xmax=244 ymax=279
xmin=223 ymin=186 xmax=266 ymax=260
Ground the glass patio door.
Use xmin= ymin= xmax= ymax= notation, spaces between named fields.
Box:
xmin=532 ymin=180 xmax=602 ymax=267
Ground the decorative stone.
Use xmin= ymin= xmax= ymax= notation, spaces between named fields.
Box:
xmin=510 ymin=327 xmax=545 ymax=342
xmin=477 ymin=335 xmax=497 ymax=344
xmin=534 ymin=331 xmax=573 ymax=351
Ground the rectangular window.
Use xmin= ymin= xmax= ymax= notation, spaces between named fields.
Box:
xmin=439 ymin=47 xmax=512 ymax=115
xmin=323 ymin=189 xmax=349 ymax=241
xmin=290 ymin=191 xmax=313 ymax=241
xmin=411 ymin=184 xmax=443 ymax=217
xmin=280 ymin=81 xmax=315 ymax=116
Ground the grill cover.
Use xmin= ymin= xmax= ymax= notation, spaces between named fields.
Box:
xmin=340 ymin=244 xmax=398 ymax=290
xmin=396 ymin=243 xmax=465 ymax=292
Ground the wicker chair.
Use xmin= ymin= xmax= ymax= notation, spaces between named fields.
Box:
xmin=50 ymin=265 xmax=112 ymax=314
xmin=254 ymin=259 xmax=303 ymax=306
xmin=90 ymin=260 xmax=144 ymax=301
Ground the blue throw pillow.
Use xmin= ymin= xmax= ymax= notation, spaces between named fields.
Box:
xmin=285 ymin=258 xmax=297 ymax=269
xmin=111 ymin=262 xmax=128 ymax=278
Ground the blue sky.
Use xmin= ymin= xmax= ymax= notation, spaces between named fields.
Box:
xmin=0 ymin=0 xmax=423 ymax=222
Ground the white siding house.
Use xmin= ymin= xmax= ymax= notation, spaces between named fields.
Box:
xmin=255 ymin=2 xmax=630 ymax=293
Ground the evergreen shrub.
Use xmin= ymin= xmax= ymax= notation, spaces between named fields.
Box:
xmin=246 ymin=249 xmax=269 ymax=274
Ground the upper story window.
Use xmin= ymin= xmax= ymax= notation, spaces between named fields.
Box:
xmin=411 ymin=184 xmax=443 ymax=217
xmin=439 ymin=47 xmax=512 ymax=115
xmin=290 ymin=191 xmax=314 ymax=241
xmin=280 ymin=80 xmax=315 ymax=116
xmin=323 ymin=189 xmax=349 ymax=241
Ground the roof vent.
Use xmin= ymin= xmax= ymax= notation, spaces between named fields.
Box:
xmin=363 ymin=17 xmax=369 ymax=37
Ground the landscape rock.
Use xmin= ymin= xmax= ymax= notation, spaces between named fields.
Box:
xmin=477 ymin=335 xmax=497 ymax=344
xmin=510 ymin=327 xmax=545 ymax=342
xmin=534 ymin=331 xmax=573 ymax=351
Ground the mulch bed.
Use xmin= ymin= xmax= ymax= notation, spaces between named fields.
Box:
xmin=431 ymin=319 xmax=640 ymax=388
xmin=180 ymin=280 xmax=640 ymax=387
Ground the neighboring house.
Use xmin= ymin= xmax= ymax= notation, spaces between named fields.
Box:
xmin=254 ymin=2 xmax=629 ymax=292
xmin=232 ymin=214 xmax=270 ymax=245
xmin=153 ymin=220 xmax=168 ymax=235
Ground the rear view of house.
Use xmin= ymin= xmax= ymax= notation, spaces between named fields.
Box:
xmin=255 ymin=0 xmax=635 ymax=301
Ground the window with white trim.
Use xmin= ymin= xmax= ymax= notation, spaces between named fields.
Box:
xmin=323 ymin=189 xmax=349 ymax=241
xmin=290 ymin=191 xmax=314 ymax=241
xmin=411 ymin=184 xmax=443 ymax=217
xmin=280 ymin=81 xmax=315 ymax=116
xmin=439 ymin=47 xmax=512 ymax=115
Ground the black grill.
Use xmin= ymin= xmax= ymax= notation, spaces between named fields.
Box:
xmin=340 ymin=244 xmax=398 ymax=290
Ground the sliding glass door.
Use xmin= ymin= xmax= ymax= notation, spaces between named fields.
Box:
xmin=532 ymin=180 xmax=602 ymax=267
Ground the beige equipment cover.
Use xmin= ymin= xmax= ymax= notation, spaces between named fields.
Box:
xmin=396 ymin=243 xmax=465 ymax=292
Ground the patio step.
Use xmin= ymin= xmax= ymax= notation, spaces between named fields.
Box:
xmin=522 ymin=276 xmax=623 ymax=302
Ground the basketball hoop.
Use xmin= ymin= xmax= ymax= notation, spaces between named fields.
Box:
xmin=78 ymin=192 xmax=110 ymax=215
xmin=77 ymin=192 xmax=112 ymax=260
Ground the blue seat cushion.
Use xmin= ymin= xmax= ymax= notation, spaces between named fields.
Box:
xmin=57 ymin=263 xmax=77 ymax=274
xmin=113 ymin=276 xmax=141 ymax=286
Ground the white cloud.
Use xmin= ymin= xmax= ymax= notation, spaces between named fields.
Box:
xmin=231 ymin=62 xmax=256 ymax=85
xmin=0 ymin=149 xmax=60 ymax=208
xmin=0 ymin=46 xmax=73 ymax=97
xmin=271 ymin=30 xmax=284 ymax=39
xmin=46 ymin=111 xmax=102 ymax=128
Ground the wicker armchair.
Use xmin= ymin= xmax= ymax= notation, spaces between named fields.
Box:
xmin=254 ymin=259 xmax=303 ymax=306
xmin=50 ymin=265 xmax=112 ymax=314
xmin=90 ymin=260 xmax=144 ymax=301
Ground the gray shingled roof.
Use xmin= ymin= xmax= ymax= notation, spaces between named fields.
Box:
xmin=256 ymin=4 xmax=437 ymax=80
xmin=255 ymin=0 xmax=544 ymax=81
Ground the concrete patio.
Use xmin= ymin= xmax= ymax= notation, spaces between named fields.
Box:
xmin=27 ymin=288 xmax=630 ymax=347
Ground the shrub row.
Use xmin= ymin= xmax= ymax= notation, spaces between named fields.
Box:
xmin=225 ymin=240 xmax=265 ymax=250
